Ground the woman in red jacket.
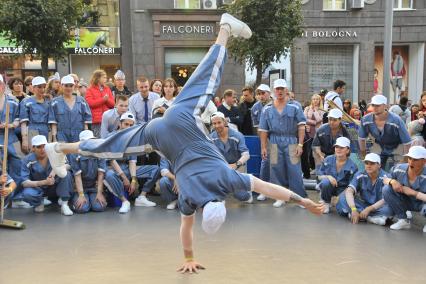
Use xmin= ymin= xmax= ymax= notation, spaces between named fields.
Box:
xmin=85 ymin=70 xmax=115 ymax=137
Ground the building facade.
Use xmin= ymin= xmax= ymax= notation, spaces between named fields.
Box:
xmin=293 ymin=0 xmax=426 ymax=105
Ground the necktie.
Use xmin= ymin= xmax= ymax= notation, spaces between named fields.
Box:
xmin=143 ymin=97 xmax=149 ymax=122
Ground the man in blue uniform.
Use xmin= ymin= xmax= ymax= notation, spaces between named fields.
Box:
xmin=44 ymin=14 xmax=323 ymax=273
xmin=159 ymin=158 xmax=178 ymax=210
xmin=336 ymin=153 xmax=392 ymax=225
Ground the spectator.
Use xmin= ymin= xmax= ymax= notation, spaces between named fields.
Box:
xmin=407 ymin=118 xmax=425 ymax=146
xmin=69 ymin=74 xmax=81 ymax=95
xmin=350 ymin=108 xmax=362 ymax=121
xmin=100 ymin=95 xmax=129 ymax=139
xmin=239 ymin=86 xmax=256 ymax=135
xmin=324 ymin=80 xmax=345 ymax=111
xmin=302 ymin=94 xmax=325 ymax=179
xmin=152 ymin=78 xmax=178 ymax=119
xmin=201 ymin=99 xmax=217 ymax=131
xmin=150 ymin=79 xmax=163 ymax=95
xmin=24 ymin=76 xmax=34 ymax=96
xmin=8 ymin=77 xmax=27 ymax=103
xmin=217 ymin=89 xmax=243 ymax=130
xmin=129 ymin=76 xmax=160 ymax=125
xmin=419 ymin=92 xmax=426 ymax=116
xmin=78 ymin=80 xmax=88 ymax=97
xmin=46 ymin=73 xmax=61 ymax=99
xmin=213 ymin=96 xmax=221 ymax=107
xmin=343 ymin=99 xmax=352 ymax=114
xmin=359 ymin=99 xmax=368 ymax=116
xmin=110 ymin=70 xmax=132 ymax=98
xmin=316 ymin=137 xmax=358 ymax=214
xmin=85 ymin=70 xmax=114 ymax=137
xmin=410 ymin=104 xmax=420 ymax=121
xmin=389 ymin=96 xmax=410 ymax=124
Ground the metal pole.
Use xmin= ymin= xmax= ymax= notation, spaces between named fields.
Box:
xmin=383 ymin=0 xmax=394 ymax=103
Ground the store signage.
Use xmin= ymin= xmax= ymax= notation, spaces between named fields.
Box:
xmin=73 ymin=47 xmax=117 ymax=54
xmin=0 ymin=47 xmax=24 ymax=54
xmin=302 ymin=30 xmax=358 ymax=38
xmin=161 ymin=24 xmax=215 ymax=35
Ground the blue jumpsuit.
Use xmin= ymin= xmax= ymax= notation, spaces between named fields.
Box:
xmin=383 ymin=164 xmax=426 ymax=219
xmin=49 ymin=96 xmax=92 ymax=143
xmin=69 ymin=154 xmax=107 ymax=213
xmin=251 ymin=101 xmax=271 ymax=182
xmin=210 ymin=128 xmax=249 ymax=164
xmin=358 ymin=112 xmax=411 ymax=167
xmin=79 ymin=44 xmax=253 ymax=215
xmin=336 ymin=169 xmax=393 ymax=217
xmin=0 ymin=97 xmax=22 ymax=185
xmin=21 ymin=153 xmax=73 ymax=206
xmin=317 ymin=155 xmax=358 ymax=203
xmin=159 ymin=158 xmax=178 ymax=204
xmin=258 ymin=103 xmax=307 ymax=197
xmin=103 ymin=155 xmax=160 ymax=200
xmin=19 ymin=96 xmax=50 ymax=139
xmin=312 ymin=123 xmax=351 ymax=157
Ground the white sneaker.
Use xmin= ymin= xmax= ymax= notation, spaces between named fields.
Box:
xmin=134 ymin=195 xmax=156 ymax=207
xmin=256 ymin=194 xmax=266 ymax=201
xmin=406 ymin=211 xmax=413 ymax=219
xmin=166 ymin=200 xmax=178 ymax=210
xmin=61 ymin=202 xmax=74 ymax=216
xmin=12 ymin=200 xmax=33 ymax=208
xmin=34 ymin=203 xmax=44 ymax=213
xmin=245 ymin=192 xmax=253 ymax=204
xmin=423 ymin=225 xmax=426 ymax=233
xmin=390 ymin=219 xmax=411 ymax=230
xmin=273 ymin=200 xmax=285 ymax=208
xmin=119 ymin=201 xmax=131 ymax=214
xmin=367 ymin=216 xmax=387 ymax=226
xmin=43 ymin=197 xmax=52 ymax=206
xmin=220 ymin=13 xmax=252 ymax=39
xmin=322 ymin=203 xmax=330 ymax=214
xmin=45 ymin=143 xmax=67 ymax=178
xmin=57 ymin=198 xmax=64 ymax=206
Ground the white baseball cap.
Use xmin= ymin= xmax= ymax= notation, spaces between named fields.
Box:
xmin=79 ymin=130 xmax=95 ymax=141
xmin=32 ymin=76 xmax=46 ymax=86
xmin=364 ymin=153 xmax=381 ymax=164
xmin=256 ymin=84 xmax=271 ymax=93
xmin=328 ymin=108 xmax=343 ymax=119
xmin=202 ymin=201 xmax=226 ymax=235
xmin=273 ymin=79 xmax=288 ymax=89
xmin=404 ymin=146 xmax=426 ymax=160
xmin=32 ymin=135 xmax=47 ymax=146
xmin=61 ymin=75 xmax=75 ymax=85
xmin=371 ymin=95 xmax=387 ymax=105
xmin=211 ymin=111 xmax=225 ymax=121
xmin=114 ymin=70 xmax=125 ymax=80
xmin=120 ymin=112 xmax=135 ymax=122
xmin=334 ymin=137 xmax=351 ymax=148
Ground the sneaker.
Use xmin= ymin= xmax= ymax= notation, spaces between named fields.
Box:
xmin=119 ymin=201 xmax=131 ymax=214
xmin=57 ymin=198 xmax=64 ymax=206
xmin=322 ymin=203 xmax=330 ymax=214
xmin=273 ymin=200 xmax=285 ymax=208
xmin=134 ymin=195 xmax=156 ymax=207
xmin=12 ymin=200 xmax=33 ymax=208
xmin=367 ymin=216 xmax=387 ymax=226
xmin=390 ymin=219 xmax=411 ymax=230
xmin=220 ymin=13 xmax=252 ymax=39
xmin=406 ymin=211 xmax=413 ymax=219
xmin=423 ymin=225 xmax=426 ymax=233
xmin=34 ymin=203 xmax=44 ymax=213
xmin=166 ymin=200 xmax=178 ymax=210
xmin=245 ymin=192 xmax=253 ymax=204
xmin=45 ymin=143 xmax=67 ymax=178
xmin=43 ymin=197 xmax=52 ymax=206
xmin=61 ymin=202 xmax=74 ymax=216
xmin=256 ymin=194 xmax=266 ymax=201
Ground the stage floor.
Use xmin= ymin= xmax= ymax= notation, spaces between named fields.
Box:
xmin=1 ymin=198 xmax=425 ymax=284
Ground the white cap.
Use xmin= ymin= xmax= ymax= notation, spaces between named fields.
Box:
xmin=371 ymin=94 xmax=387 ymax=105
xmin=273 ymin=79 xmax=288 ymax=89
xmin=32 ymin=135 xmax=47 ymax=146
xmin=404 ymin=146 xmax=426 ymax=160
xmin=334 ymin=137 xmax=351 ymax=148
xmin=48 ymin=72 xmax=60 ymax=82
xmin=120 ymin=112 xmax=135 ymax=122
xmin=328 ymin=108 xmax=343 ymax=119
xmin=0 ymin=74 xmax=3 ymax=83
xmin=79 ymin=130 xmax=95 ymax=141
xmin=114 ymin=70 xmax=125 ymax=80
xmin=256 ymin=84 xmax=270 ymax=92
xmin=32 ymin=76 xmax=46 ymax=86
xmin=211 ymin=111 xmax=225 ymax=121
xmin=202 ymin=201 xmax=226 ymax=235
xmin=61 ymin=75 xmax=75 ymax=85
xmin=364 ymin=153 xmax=381 ymax=164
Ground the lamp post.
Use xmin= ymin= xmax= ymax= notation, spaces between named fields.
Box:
xmin=383 ymin=0 xmax=394 ymax=103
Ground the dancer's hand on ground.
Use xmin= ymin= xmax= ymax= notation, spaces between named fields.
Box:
xmin=177 ymin=260 xmax=205 ymax=274
xmin=301 ymin=198 xmax=324 ymax=216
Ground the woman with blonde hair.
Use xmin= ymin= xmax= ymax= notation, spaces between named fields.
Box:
xmin=85 ymin=69 xmax=114 ymax=137
xmin=302 ymin=93 xmax=325 ymax=178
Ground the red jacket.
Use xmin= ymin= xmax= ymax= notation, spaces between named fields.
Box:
xmin=85 ymin=85 xmax=115 ymax=124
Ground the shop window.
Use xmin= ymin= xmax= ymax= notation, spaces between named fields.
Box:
xmin=394 ymin=0 xmax=413 ymax=10
xmin=323 ymin=0 xmax=346 ymax=10
xmin=87 ymin=0 xmax=120 ymax=27
xmin=174 ymin=0 xmax=201 ymax=9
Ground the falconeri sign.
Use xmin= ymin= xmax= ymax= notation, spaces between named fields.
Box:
xmin=161 ymin=24 xmax=215 ymax=35
xmin=302 ymin=30 xmax=358 ymax=38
